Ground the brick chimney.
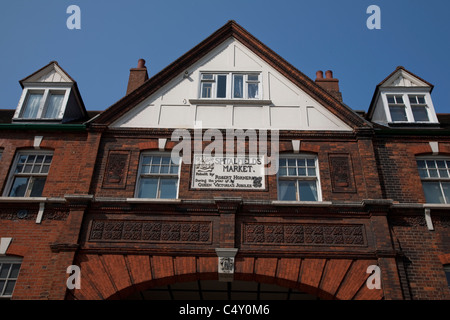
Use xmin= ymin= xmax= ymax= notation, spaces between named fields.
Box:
xmin=126 ymin=58 xmax=149 ymax=95
xmin=315 ymin=70 xmax=343 ymax=102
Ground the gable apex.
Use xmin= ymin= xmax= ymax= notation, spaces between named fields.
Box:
xmin=93 ymin=20 xmax=369 ymax=130
xmin=19 ymin=61 xmax=74 ymax=87
xmin=378 ymin=66 xmax=433 ymax=90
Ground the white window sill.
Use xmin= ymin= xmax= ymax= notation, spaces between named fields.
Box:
xmin=126 ymin=198 xmax=181 ymax=204
xmin=189 ymin=99 xmax=272 ymax=105
xmin=271 ymin=200 xmax=332 ymax=206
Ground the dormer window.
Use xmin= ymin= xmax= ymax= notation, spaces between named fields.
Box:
xmin=385 ymin=93 xmax=434 ymax=123
xmin=387 ymin=95 xmax=407 ymax=122
xmin=12 ymin=61 xmax=87 ymax=124
xmin=409 ymin=95 xmax=429 ymax=122
xmin=367 ymin=66 xmax=439 ymax=126
xmin=200 ymin=73 xmax=261 ymax=99
xmin=19 ymin=89 xmax=67 ymax=120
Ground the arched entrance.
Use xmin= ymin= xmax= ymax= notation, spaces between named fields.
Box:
xmin=123 ymin=279 xmax=319 ymax=300
xmin=67 ymin=253 xmax=383 ymax=300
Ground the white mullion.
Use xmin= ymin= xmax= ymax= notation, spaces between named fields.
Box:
xmin=37 ymin=89 xmax=50 ymax=119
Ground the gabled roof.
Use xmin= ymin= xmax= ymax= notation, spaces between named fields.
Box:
xmin=18 ymin=61 xmax=88 ymax=118
xmin=367 ymin=66 xmax=434 ymax=119
xmin=377 ymin=66 xmax=434 ymax=89
xmin=93 ymin=20 xmax=370 ymax=129
xmin=19 ymin=61 xmax=76 ymax=86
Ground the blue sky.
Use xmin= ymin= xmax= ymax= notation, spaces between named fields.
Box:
xmin=1 ymin=0 xmax=449 ymax=114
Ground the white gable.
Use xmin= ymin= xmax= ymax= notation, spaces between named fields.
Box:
xmin=24 ymin=63 xmax=72 ymax=84
xmin=111 ymin=38 xmax=352 ymax=131
xmin=381 ymin=69 xmax=429 ymax=88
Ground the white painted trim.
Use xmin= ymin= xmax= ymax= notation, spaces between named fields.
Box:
xmin=34 ymin=136 xmax=43 ymax=149
xmin=126 ymin=198 xmax=181 ymax=203
xmin=158 ymin=138 xmax=167 ymax=151
xmin=36 ymin=202 xmax=45 ymax=224
xmin=424 ymin=208 xmax=434 ymax=231
xmin=0 ymin=237 xmax=12 ymax=255
xmin=291 ymin=140 xmax=300 ymax=153
xmin=429 ymin=142 xmax=439 ymax=155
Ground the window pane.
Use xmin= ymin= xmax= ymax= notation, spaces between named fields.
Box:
xmin=279 ymin=158 xmax=286 ymax=167
xmin=0 ymin=280 xmax=4 ymax=294
xmin=412 ymin=106 xmax=429 ymax=122
xmin=298 ymin=181 xmax=318 ymax=201
xmin=395 ymin=96 xmax=404 ymax=104
xmin=307 ymin=168 xmax=316 ymax=176
xmin=9 ymin=177 xmax=29 ymax=197
xmin=418 ymin=96 xmax=426 ymax=104
xmin=442 ymin=182 xmax=450 ymax=204
xmin=248 ymin=83 xmax=259 ymax=99
xmin=0 ymin=264 xmax=11 ymax=278
xmin=161 ymin=157 xmax=170 ymax=165
xmin=390 ymin=106 xmax=407 ymax=122
xmin=152 ymin=156 xmax=161 ymax=165
xmin=169 ymin=165 xmax=179 ymax=174
xmin=429 ymin=169 xmax=438 ymax=178
xmin=288 ymin=168 xmax=296 ymax=176
xmin=138 ymin=178 xmax=158 ymax=198
xmin=202 ymin=74 xmax=214 ymax=80
xmin=9 ymin=264 xmax=20 ymax=279
xmin=248 ymin=74 xmax=259 ymax=81
xmin=150 ymin=165 xmax=160 ymax=173
xmin=22 ymin=93 xmax=42 ymax=119
xmin=422 ymin=182 xmax=444 ymax=203
xmin=233 ymin=75 xmax=243 ymax=98
xmin=297 ymin=167 xmax=306 ymax=176
xmin=418 ymin=169 xmax=428 ymax=178
xmin=30 ymin=177 xmax=46 ymax=197
xmin=387 ymin=96 xmax=395 ymax=104
xmin=202 ymin=83 xmax=212 ymax=98
xmin=417 ymin=160 xmax=426 ymax=169
xmin=3 ymin=280 xmax=16 ymax=296
xmin=160 ymin=166 xmax=169 ymax=174
xmin=217 ymin=75 xmax=227 ymax=98
xmin=142 ymin=156 xmax=151 ymax=166
xmin=278 ymin=181 xmax=297 ymax=201
xmin=278 ymin=167 xmax=287 ymax=176
xmin=287 ymin=159 xmax=296 ymax=166
xmin=159 ymin=178 xmax=178 ymax=199
xmin=426 ymin=160 xmax=436 ymax=168
xmin=439 ymin=170 xmax=449 ymax=178
xmin=436 ymin=160 xmax=446 ymax=168
xmin=44 ymin=94 xmax=64 ymax=118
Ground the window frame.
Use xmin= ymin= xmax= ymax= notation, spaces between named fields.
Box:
xmin=14 ymin=87 xmax=69 ymax=121
xmin=383 ymin=92 xmax=436 ymax=124
xmin=3 ymin=150 xmax=54 ymax=198
xmin=444 ymin=265 xmax=450 ymax=291
xmin=416 ymin=156 xmax=450 ymax=204
xmin=0 ymin=257 xmax=22 ymax=299
xmin=276 ymin=154 xmax=322 ymax=202
xmin=134 ymin=152 xmax=181 ymax=199
xmin=199 ymin=72 xmax=262 ymax=100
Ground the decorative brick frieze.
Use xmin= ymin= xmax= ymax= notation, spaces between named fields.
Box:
xmin=243 ymin=223 xmax=366 ymax=246
xmin=88 ymin=219 xmax=212 ymax=244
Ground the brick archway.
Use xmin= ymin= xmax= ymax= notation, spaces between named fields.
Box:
xmin=67 ymin=253 xmax=383 ymax=300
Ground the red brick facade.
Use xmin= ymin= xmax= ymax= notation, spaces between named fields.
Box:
xmin=0 ymin=21 xmax=449 ymax=301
